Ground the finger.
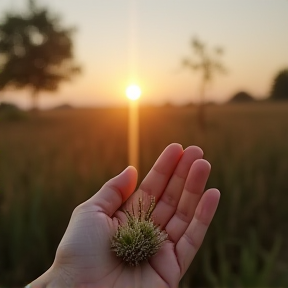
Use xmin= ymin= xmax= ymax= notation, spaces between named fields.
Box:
xmin=165 ymin=159 xmax=211 ymax=243
xmin=176 ymin=188 xmax=220 ymax=278
xmin=87 ymin=166 xmax=138 ymax=217
xmin=132 ymin=143 xmax=183 ymax=205
xmin=152 ymin=146 xmax=203 ymax=228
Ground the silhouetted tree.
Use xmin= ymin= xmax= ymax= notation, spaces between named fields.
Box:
xmin=182 ymin=37 xmax=226 ymax=129
xmin=229 ymin=91 xmax=255 ymax=103
xmin=0 ymin=0 xmax=80 ymax=109
xmin=270 ymin=69 xmax=288 ymax=100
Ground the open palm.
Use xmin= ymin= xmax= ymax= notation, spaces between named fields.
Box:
xmin=32 ymin=144 xmax=220 ymax=288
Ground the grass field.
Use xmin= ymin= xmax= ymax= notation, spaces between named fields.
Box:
xmin=1 ymin=102 xmax=288 ymax=287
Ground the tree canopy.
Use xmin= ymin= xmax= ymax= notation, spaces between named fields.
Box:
xmin=0 ymin=1 xmax=80 ymax=108
xmin=270 ymin=69 xmax=288 ymax=100
xmin=229 ymin=91 xmax=255 ymax=103
xmin=182 ymin=36 xmax=227 ymax=130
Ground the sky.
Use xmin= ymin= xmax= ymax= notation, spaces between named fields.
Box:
xmin=0 ymin=0 xmax=288 ymax=109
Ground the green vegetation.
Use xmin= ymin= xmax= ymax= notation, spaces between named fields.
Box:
xmin=111 ymin=196 xmax=168 ymax=267
xmin=0 ymin=103 xmax=288 ymax=287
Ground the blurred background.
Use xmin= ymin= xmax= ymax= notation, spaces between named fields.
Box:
xmin=0 ymin=0 xmax=288 ymax=287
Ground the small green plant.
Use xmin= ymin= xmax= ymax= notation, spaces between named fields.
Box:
xmin=111 ymin=196 xmax=168 ymax=266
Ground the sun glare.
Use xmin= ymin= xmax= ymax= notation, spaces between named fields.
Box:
xmin=126 ymin=85 xmax=141 ymax=101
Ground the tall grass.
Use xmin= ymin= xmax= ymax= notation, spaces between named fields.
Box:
xmin=1 ymin=103 xmax=288 ymax=286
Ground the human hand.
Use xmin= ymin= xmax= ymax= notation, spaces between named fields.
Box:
xmin=30 ymin=143 xmax=220 ymax=288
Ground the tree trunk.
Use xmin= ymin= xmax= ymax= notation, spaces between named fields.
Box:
xmin=198 ymin=80 xmax=206 ymax=132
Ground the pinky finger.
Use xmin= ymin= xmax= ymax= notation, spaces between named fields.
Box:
xmin=175 ymin=188 xmax=220 ymax=278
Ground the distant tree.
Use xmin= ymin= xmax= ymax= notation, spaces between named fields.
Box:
xmin=270 ymin=69 xmax=288 ymax=100
xmin=0 ymin=0 xmax=80 ymax=109
xmin=182 ymin=36 xmax=226 ymax=130
xmin=0 ymin=102 xmax=20 ymax=112
xmin=229 ymin=91 xmax=255 ymax=103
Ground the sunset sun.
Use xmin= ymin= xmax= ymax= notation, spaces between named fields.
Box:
xmin=126 ymin=84 xmax=141 ymax=101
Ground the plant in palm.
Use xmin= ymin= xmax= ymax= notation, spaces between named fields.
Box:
xmin=111 ymin=196 xmax=168 ymax=266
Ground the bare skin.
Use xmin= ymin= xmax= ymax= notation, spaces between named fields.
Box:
xmin=30 ymin=143 xmax=220 ymax=288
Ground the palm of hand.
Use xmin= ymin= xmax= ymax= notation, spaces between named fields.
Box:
xmin=56 ymin=208 xmax=178 ymax=288
xmin=53 ymin=144 xmax=220 ymax=288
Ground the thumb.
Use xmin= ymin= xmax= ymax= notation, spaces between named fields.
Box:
xmin=87 ymin=166 xmax=138 ymax=217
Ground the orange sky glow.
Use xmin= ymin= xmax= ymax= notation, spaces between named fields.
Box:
xmin=0 ymin=0 xmax=288 ymax=109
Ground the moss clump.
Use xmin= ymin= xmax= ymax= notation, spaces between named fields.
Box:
xmin=111 ymin=196 xmax=168 ymax=266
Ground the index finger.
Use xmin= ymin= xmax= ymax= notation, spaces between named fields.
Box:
xmin=129 ymin=143 xmax=183 ymax=208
